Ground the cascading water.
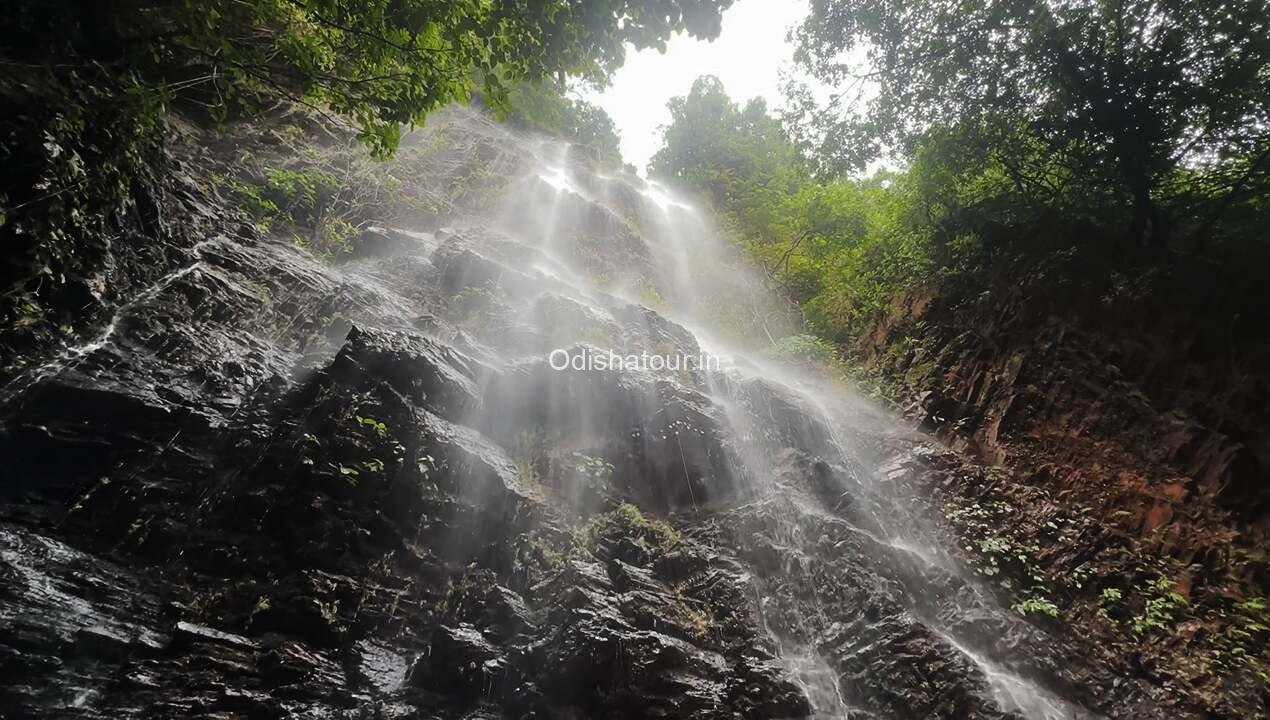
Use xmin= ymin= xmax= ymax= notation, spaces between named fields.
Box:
xmin=0 ymin=107 xmax=1124 ymax=718
xmin=476 ymin=115 xmax=1097 ymax=718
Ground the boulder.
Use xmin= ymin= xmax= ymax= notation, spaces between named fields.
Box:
xmin=408 ymin=624 xmax=511 ymax=698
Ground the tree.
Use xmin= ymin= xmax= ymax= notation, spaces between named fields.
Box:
xmin=790 ymin=0 xmax=1270 ymax=244
xmin=507 ymin=81 xmax=623 ymax=164
xmin=651 ymin=76 xmax=807 ymax=219
xmin=650 ymin=76 xmax=934 ymax=338
xmin=3 ymin=0 xmax=734 ymax=155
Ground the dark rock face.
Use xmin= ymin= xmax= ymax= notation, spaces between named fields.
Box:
xmin=0 ymin=108 xmax=1210 ymax=719
xmin=0 ymin=228 xmax=812 ymax=718
xmin=333 ymin=325 xmax=489 ymax=417
xmin=408 ymin=623 xmax=508 ymax=694
xmin=854 ymin=254 xmax=1270 ymax=716
xmin=477 ymin=352 xmax=746 ymax=512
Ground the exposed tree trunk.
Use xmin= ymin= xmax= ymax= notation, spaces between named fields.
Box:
xmin=1126 ymin=184 xmax=1151 ymax=246
xmin=1118 ymin=141 xmax=1170 ymax=249
xmin=1149 ymin=202 xmax=1170 ymax=247
xmin=1126 ymin=188 xmax=1171 ymax=248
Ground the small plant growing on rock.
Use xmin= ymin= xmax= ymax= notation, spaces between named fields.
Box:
xmin=570 ymin=452 xmax=614 ymax=483
xmin=328 ymin=463 xmax=361 ymax=486
xmin=1131 ymin=576 xmax=1187 ymax=635
xmin=1207 ymin=595 xmax=1270 ymax=684
xmin=673 ymin=591 xmax=715 ymax=640
xmin=1013 ymin=594 xmax=1061 ymax=619
xmin=574 ymin=503 xmax=680 ymax=560
xmin=514 ymin=429 xmax=549 ymax=487
xmin=970 ymin=535 xmax=1022 ymax=577
xmin=447 ymin=285 xmax=497 ymax=321
xmin=355 ymin=415 xmax=389 ymax=437
xmin=1098 ymin=586 xmax=1124 ymax=622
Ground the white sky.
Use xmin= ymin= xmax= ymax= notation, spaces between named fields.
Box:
xmin=580 ymin=0 xmax=810 ymax=173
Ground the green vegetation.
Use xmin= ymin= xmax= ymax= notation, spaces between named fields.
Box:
xmin=513 ymin=429 xmax=549 ymax=487
xmin=506 ymin=82 xmax=623 ymax=166
xmin=296 ymin=402 xmax=404 ymax=489
xmin=651 ymin=0 xmax=1270 ymax=354
xmin=356 ymin=415 xmax=389 ymax=438
xmin=213 ymin=164 xmax=361 ymax=257
xmin=1131 ymin=576 xmax=1188 ymax=635
xmin=766 ymin=334 xmax=840 ymax=367
xmin=943 ymin=496 xmax=1079 ymax=623
xmin=650 ymin=76 xmax=943 ymax=346
xmin=569 ymin=452 xmax=615 ymax=485
xmin=673 ymin=590 xmax=716 ymax=640
xmin=328 ymin=462 xmax=362 ymax=486
xmin=791 ymin=0 xmax=1270 ymax=246
xmin=0 ymin=71 xmax=169 ymax=354
xmin=446 ymin=286 xmax=498 ymax=322
xmin=1216 ymin=597 xmax=1270 ymax=682
xmin=574 ymin=503 xmax=681 ymax=558
xmin=2 ymin=0 xmax=730 ymax=340
xmin=4 ymin=0 xmax=733 ymax=157
xmin=1013 ymin=595 xmax=1061 ymax=619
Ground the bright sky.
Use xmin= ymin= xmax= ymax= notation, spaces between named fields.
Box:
xmin=580 ymin=0 xmax=810 ymax=173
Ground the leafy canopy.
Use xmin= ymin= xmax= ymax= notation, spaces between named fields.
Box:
xmin=507 ymin=81 xmax=624 ymax=165
xmin=651 ymin=76 xmax=807 ymax=224
xmin=650 ymin=76 xmax=934 ymax=340
xmin=789 ymin=0 xmax=1270 ymax=240
xmin=6 ymin=0 xmax=734 ymax=155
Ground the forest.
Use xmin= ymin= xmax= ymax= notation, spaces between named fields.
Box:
xmin=650 ymin=1 xmax=1269 ymax=352
xmin=1 ymin=1 xmax=1268 ymax=718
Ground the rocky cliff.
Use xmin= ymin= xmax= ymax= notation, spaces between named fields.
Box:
xmin=855 ymin=251 xmax=1268 ymax=716
xmin=0 ymin=106 xmax=1261 ymax=719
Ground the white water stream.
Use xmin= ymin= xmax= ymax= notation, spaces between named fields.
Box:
xmin=0 ymin=110 xmax=1099 ymax=718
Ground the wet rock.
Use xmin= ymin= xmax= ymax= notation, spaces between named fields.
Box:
xmin=821 ymin=611 xmax=1018 ymax=719
xmin=438 ymin=569 xmax=535 ymax=641
xmin=502 ymin=177 xmax=658 ymax=291
xmin=0 ymin=525 xmax=169 ymax=716
xmin=531 ymin=293 xmax=624 ymax=353
xmin=773 ymin=448 xmax=853 ymax=511
xmin=331 ymin=325 xmax=487 ymax=418
xmin=249 ymin=595 xmax=345 ymax=648
xmin=347 ymin=227 xmax=425 ymax=259
xmin=73 ymin=626 xmax=163 ymax=660
xmin=433 ymin=239 xmax=535 ymax=299
xmin=644 ymin=530 xmax=703 ymax=567
xmin=728 ymin=653 xmax=813 ymax=719
xmin=610 ymin=301 xmax=700 ymax=357
xmin=408 ymin=624 xmax=510 ymax=697
xmin=353 ymin=639 xmax=411 ymax=694
xmin=480 ymin=353 xmax=745 ymax=510
xmin=171 ymin=621 xmax=259 ymax=652
xmin=423 ymin=409 xmax=522 ymax=494
xmin=725 ymin=376 xmax=840 ymax=459
xmin=0 ymin=104 xmax=1187 ymax=720
xmin=621 ymin=383 xmax=745 ymax=510
xmin=609 ymin=559 xmax=662 ymax=593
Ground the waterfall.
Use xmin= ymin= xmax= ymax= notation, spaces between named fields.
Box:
xmin=0 ymin=107 xmax=1110 ymax=718
xmin=437 ymin=112 xmax=1095 ymax=718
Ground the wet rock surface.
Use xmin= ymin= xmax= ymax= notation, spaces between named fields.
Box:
xmin=0 ymin=107 xmax=1229 ymax=719
xmin=855 ymin=258 xmax=1270 ymax=717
